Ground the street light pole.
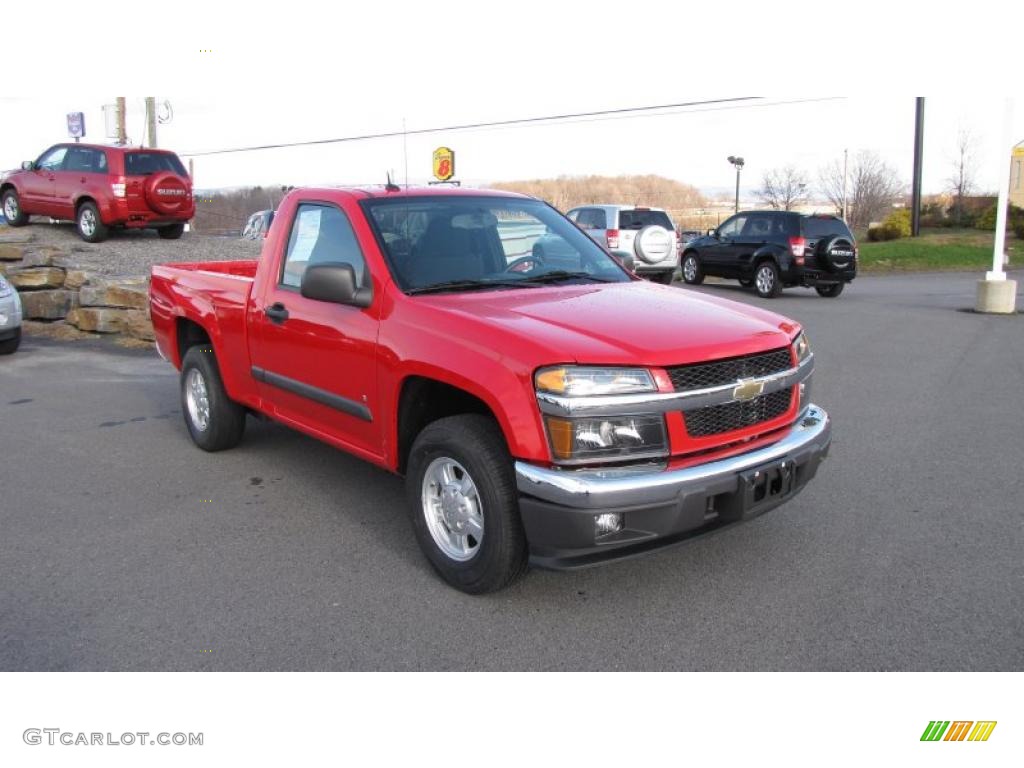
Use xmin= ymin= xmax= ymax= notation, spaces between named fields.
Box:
xmin=727 ymin=155 xmax=745 ymax=214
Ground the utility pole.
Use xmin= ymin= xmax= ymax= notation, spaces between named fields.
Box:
xmin=145 ymin=97 xmax=158 ymax=148
xmin=115 ymin=97 xmax=127 ymax=145
xmin=841 ymin=148 xmax=848 ymax=221
xmin=911 ymin=97 xmax=925 ymax=237
xmin=727 ymin=155 xmax=745 ymax=213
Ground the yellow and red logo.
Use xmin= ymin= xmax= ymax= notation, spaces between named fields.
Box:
xmin=920 ymin=721 xmax=997 ymax=742
xmin=432 ymin=146 xmax=455 ymax=182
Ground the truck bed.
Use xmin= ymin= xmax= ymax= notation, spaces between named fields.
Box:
xmin=149 ymin=260 xmax=259 ymax=395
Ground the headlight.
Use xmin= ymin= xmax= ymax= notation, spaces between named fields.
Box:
xmin=544 ymin=414 xmax=668 ymax=464
xmin=792 ymin=332 xmax=811 ymax=363
xmin=0 ymin=276 xmax=12 ymax=298
xmin=535 ymin=366 xmax=656 ymax=397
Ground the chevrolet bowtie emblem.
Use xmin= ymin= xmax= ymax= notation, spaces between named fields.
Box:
xmin=733 ymin=379 xmax=765 ymax=401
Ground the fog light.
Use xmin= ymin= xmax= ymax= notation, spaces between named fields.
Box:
xmin=595 ymin=513 xmax=624 ymax=538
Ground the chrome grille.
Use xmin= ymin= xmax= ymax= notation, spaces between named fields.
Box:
xmin=684 ymin=387 xmax=793 ymax=437
xmin=667 ymin=347 xmax=792 ymax=392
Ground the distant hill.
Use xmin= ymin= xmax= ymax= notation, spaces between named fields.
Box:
xmin=490 ymin=175 xmax=706 ymax=213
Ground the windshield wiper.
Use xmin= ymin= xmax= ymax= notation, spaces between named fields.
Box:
xmin=406 ymin=278 xmax=542 ymax=295
xmin=515 ymin=270 xmax=616 ymax=284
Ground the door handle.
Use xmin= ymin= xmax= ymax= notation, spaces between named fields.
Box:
xmin=264 ymin=303 xmax=289 ymax=323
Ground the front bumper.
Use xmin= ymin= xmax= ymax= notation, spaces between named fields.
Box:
xmin=515 ymin=404 xmax=831 ymax=568
xmin=0 ymin=290 xmax=23 ymax=332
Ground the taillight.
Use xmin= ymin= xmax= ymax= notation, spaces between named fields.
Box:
xmin=789 ymin=236 xmax=806 ymax=263
xmin=111 ymin=178 xmax=126 ymax=198
xmin=606 ymin=228 xmax=620 ymax=250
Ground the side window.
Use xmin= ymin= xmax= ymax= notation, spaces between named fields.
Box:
xmin=577 ymin=209 xmax=607 ymax=229
xmin=741 ymin=214 xmax=773 ymax=238
xmin=718 ymin=215 xmax=746 ymax=238
xmin=65 ymin=148 xmax=108 ymax=173
xmin=37 ymin=147 xmax=68 ymax=171
xmin=281 ymin=204 xmax=367 ymax=290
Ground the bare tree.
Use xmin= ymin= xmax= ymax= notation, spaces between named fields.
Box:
xmin=946 ymin=128 xmax=978 ymax=226
xmin=819 ymin=151 xmax=903 ymax=230
xmin=757 ymin=165 xmax=810 ymax=210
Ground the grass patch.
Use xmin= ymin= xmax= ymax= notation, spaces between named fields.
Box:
xmin=858 ymin=229 xmax=1021 ymax=273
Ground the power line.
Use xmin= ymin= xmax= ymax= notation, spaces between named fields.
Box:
xmin=181 ymin=97 xmax=762 ymax=158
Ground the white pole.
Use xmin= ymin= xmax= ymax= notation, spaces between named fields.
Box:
xmin=987 ymin=99 xmax=1014 ymax=281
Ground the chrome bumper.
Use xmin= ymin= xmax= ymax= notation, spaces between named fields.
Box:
xmin=515 ymin=404 xmax=830 ymax=510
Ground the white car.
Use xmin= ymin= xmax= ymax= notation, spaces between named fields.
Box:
xmin=0 ymin=274 xmax=23 ymax=354
xmin=566 ymin=204 xmax=680 ymax=284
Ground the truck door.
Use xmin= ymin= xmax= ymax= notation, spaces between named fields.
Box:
xmin=250 ymin=201 xmax=383 ymax=460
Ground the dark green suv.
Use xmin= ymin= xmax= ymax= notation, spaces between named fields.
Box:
xmin=681 ymin=211 xmax=857 ymax=298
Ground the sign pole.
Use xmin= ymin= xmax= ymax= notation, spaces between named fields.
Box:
xmin=975 ymin=98 xmax=1017 ymax=314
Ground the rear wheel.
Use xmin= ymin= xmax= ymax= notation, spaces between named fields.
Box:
xmin=815 ymin=282 xmax=845 ymax=298
xmin=754 ymin=261 xmax=782 ymax=298
xmin=0 ymin=328 xmax=21 ymax=355
xmin=406 ymin=414 xmax=528 ymax=594
xmin=180 ymin=345 xmax=246 ymax=451
xmin=681 ymin=253 xmax=704 ymax=285
xmin=2 ymin=189 xmax=29 ymax=226
xmin=76 ymin=201 xmax=109 ymax=243
xmin=158 ymin=222 xmax=185 ymax=240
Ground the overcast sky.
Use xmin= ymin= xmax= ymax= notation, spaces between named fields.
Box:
xmin=2 ymin=95 xmax=1018 ymax=200
xmin=1 ymin=1 xmax=1019 ymax=201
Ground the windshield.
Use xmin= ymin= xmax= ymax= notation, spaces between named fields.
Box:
xmin=362 ymin=196 xmax=630 ymax=293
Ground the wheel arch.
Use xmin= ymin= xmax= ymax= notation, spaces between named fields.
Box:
xmin=394 ymin=375 xmax=510 ymax=476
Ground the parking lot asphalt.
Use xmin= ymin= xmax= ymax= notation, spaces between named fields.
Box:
xmin=2 ymin=272 xmax=1022 ymax=671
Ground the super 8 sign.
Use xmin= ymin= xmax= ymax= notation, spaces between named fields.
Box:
xmin=433 ymin=147 xmax=455 ymax=181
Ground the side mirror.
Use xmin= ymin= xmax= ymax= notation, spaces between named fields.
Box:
xmin=21 ymin=161 xmax=34 ymax=171
xmin=706 ymin=228 xmax=717 ymax=238
xmin=300 ymin=262 xmax=372 ymax=308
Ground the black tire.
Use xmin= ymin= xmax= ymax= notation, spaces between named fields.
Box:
xmin=681 ymin=252 xmax=704 ymax=285
xmin=815 ymin=282 xmax=845 ymax=298
xmin=179 ymin=345 xmax=246 ymax=452
xmin=76 ymin=201 xmax=109 ymax=243
xmin=754 ymin=260 xmax=783 ymax=298
xmin=405 ymin=414 xmax=528 ymax=594
xmin=2 ymin=189 xmax=29 ymax=226
xmin=158 ymin=222 xmax=185 ymax=240
xmin=0 ymin=328 xmax=21 ymax=355
xmin=739 ymin=278 xmax=754 ymax=288
xmin=648 ymin=270 xmax=675 ymax=285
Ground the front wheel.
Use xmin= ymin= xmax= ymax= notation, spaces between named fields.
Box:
xmin=0 ymin=328 xmax=21 ymax=355
xmin=158 ymin=222 xmax=185 ymax=240
xmin=2 ymin=189 xmax=29 ymax=226
xmin=754 ymin=261 xmax=783 ymax=298
xmin=76 ymin=201 xmax=109 ymax=243
xmin=180 ymin=345 xmax=246 ymax=451
xmin=406 ymin=414 xmax=528 ymax=594
xmin=815 ymin=283 xmax=845 ymax=298
xmin=681 ymin=253 xmax=704 ymax=284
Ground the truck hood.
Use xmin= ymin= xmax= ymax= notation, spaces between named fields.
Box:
xmin=417 ymin=281 xmax=799 ymax=367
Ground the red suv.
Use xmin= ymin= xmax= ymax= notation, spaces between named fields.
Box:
xmin=0 ymin=143 xmax=194 ymax=242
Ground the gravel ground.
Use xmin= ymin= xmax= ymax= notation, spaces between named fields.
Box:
xmin=7 ymin=218 xmax=261 ymax=277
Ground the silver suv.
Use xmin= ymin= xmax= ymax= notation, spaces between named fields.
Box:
xmin=567 ymin=205 xmax=679 ymax=284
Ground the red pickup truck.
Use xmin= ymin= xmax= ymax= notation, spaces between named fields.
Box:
xmin=150 ymin=186 xmax=831 ymax=593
